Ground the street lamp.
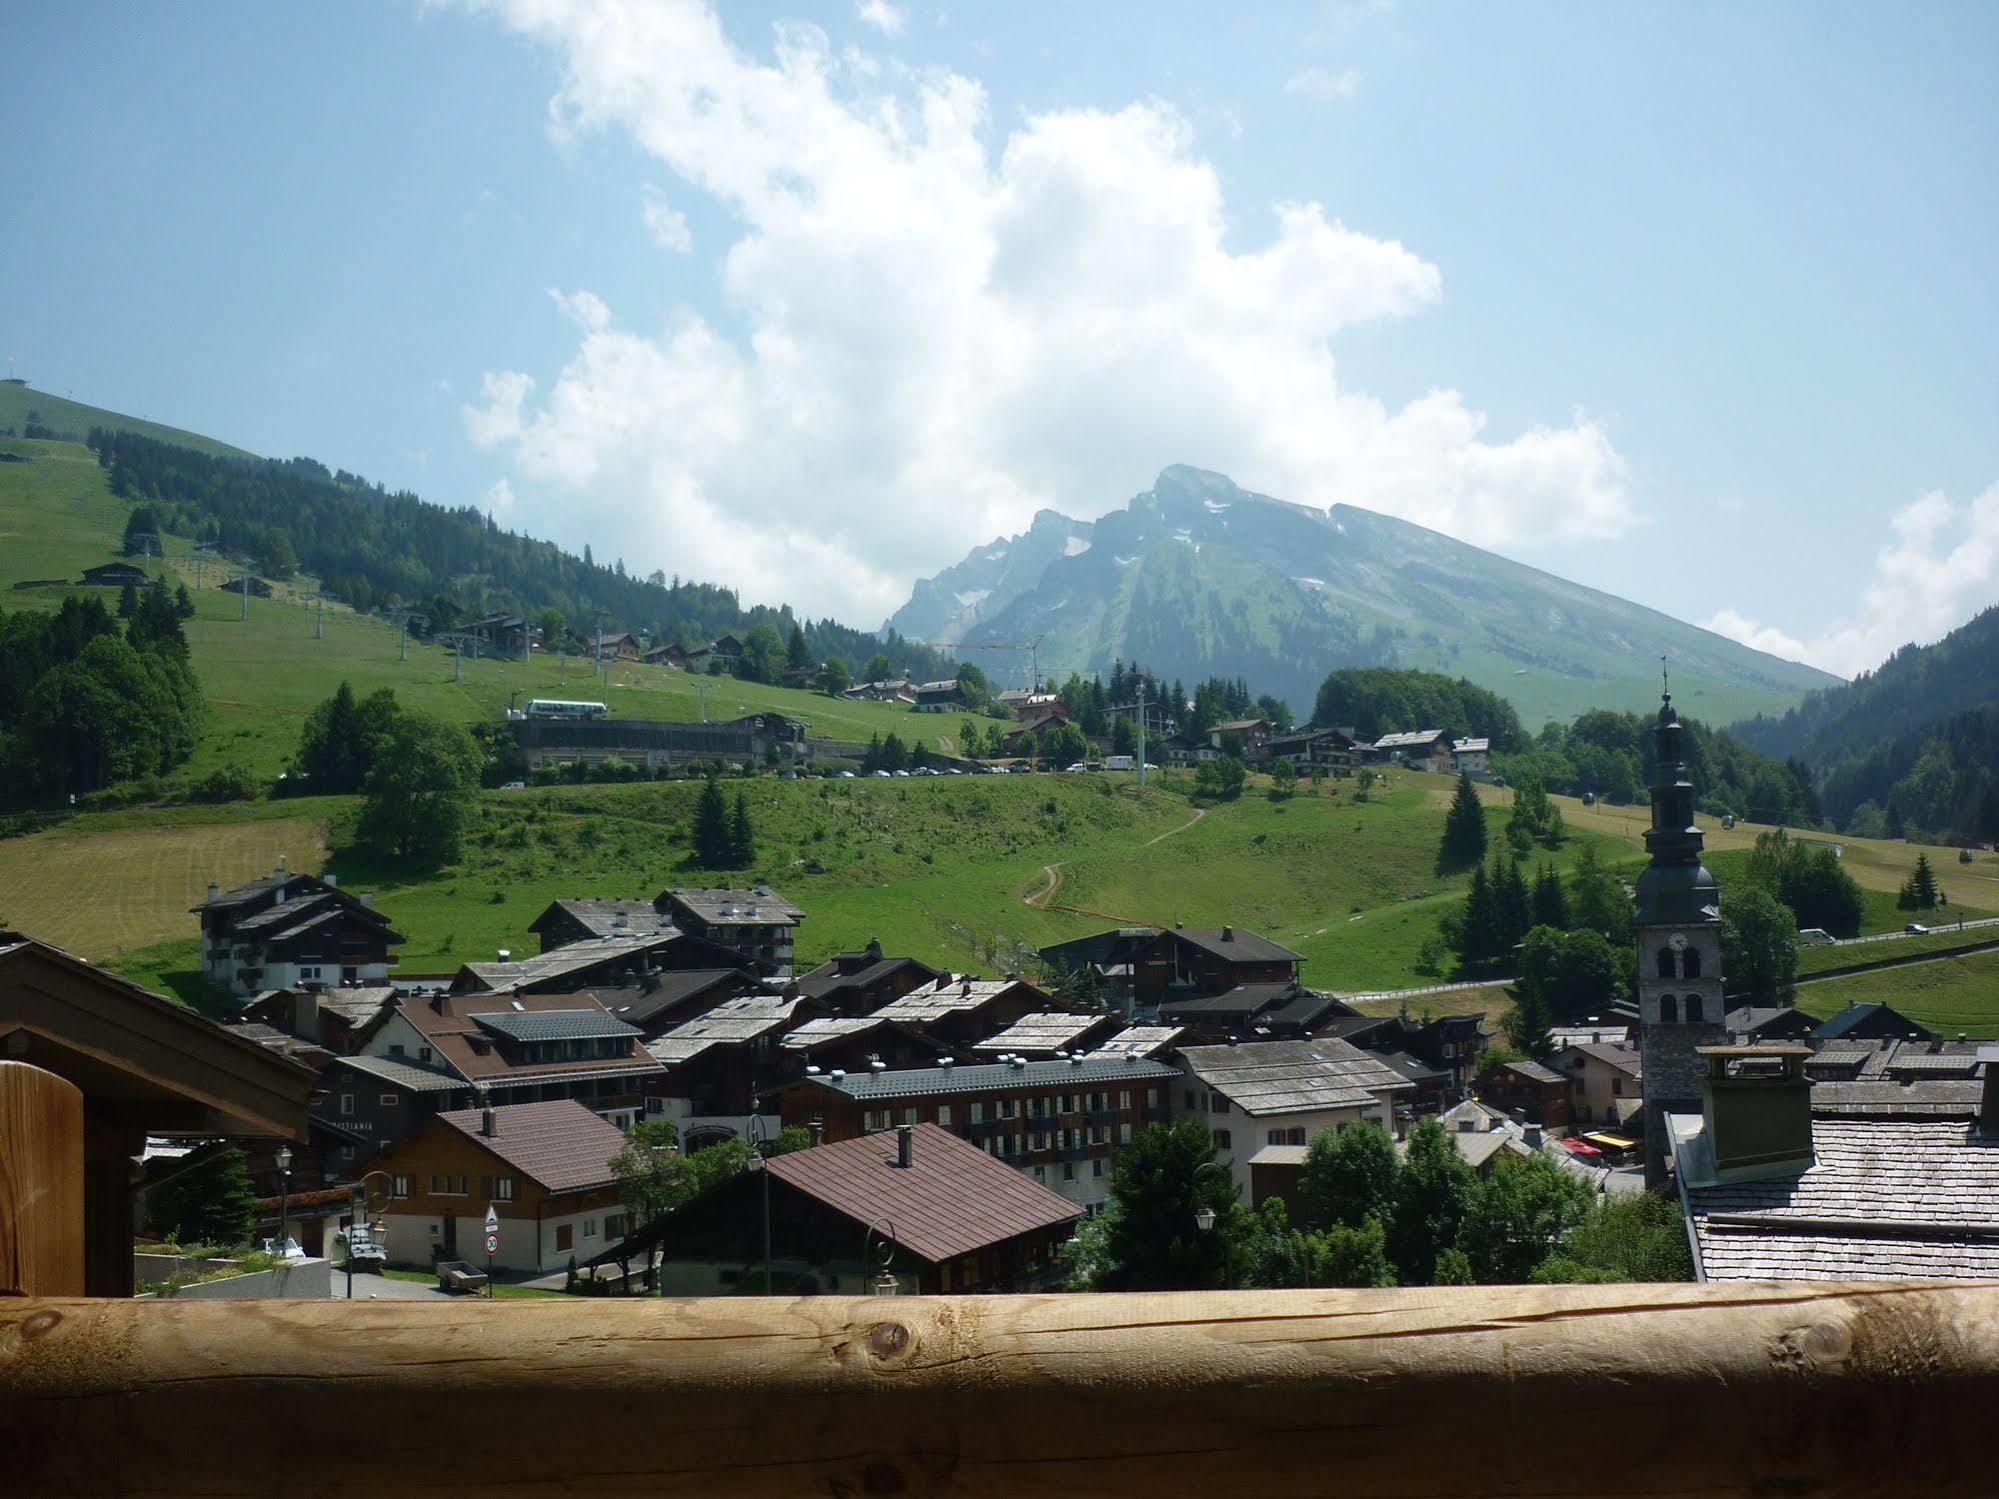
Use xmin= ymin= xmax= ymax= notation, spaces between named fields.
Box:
xmin=274 ymin=1145 xmax=293 ymax=1258
xmin=346 ymin=1169 xmax=393 ymax=1299
xmin=747 ymin=1102 xmax=772 ymax=1295
xmin=1194 ymin=1163 xmax=1232 ymax=1289
xmin=864 ymin=1218 xmax=902 ymax=1296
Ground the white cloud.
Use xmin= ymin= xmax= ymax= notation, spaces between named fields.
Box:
xmin=640 ymin=184 xmax=692 ymax=251
xmin=854 ymin=0 xmax=904 ymax=36
xmin=1704 ymin=481 xmax=1999 ymax=678
xmin=484 ymin=477 xmax=518 ymax=520
xmin=1284 ymin=66 xmax=1362 ymax=103
xmin=455 ymin=0 xmax=1635 ymax=625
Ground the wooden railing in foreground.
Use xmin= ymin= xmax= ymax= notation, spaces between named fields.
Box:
xmin=5 ymin=1282 xmax=1998 ymax=1496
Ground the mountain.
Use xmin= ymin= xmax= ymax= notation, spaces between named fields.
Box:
xmin=1732 ymin=606 xmax=1999 ymax=840
xmin=887 ymin=465 xmax=1837 ymax=725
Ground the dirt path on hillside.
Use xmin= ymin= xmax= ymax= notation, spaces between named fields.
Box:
xmin=1143 ymin=806 xmax=1206 ymax=847
xmin=1024 ymin=861 xmax=1066 ymax=909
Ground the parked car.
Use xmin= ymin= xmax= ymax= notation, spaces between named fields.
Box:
xmin=1906 ymin=922 xmax=1931 ymax=935
xmin=837 ymin=770 xmax=857 ymax=778
xmin=500 ymin=780 xmax=528 ymax=790
xmin=872 ymin=769 xmax=891 ymax=777
xmin=1064 ymin=761 xmax=1091 ymax=773
xmin=984 ymin=765 xmax=1008 ymax=775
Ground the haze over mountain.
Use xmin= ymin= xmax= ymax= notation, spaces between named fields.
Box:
xmin=889 ymin=466 xmax=1837 ymax=726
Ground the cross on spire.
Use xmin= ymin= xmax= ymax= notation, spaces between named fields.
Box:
xmin=1661 ymin=654 xmax=1671 ymax=705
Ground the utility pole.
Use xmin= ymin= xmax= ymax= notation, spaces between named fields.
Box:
xmin=1136 ymin=681 xmax=1148 ymax=789
xmin=399 ymin=613 xmax=409 ymax=661
xmin=240 ymin=569 xmax=249 ymax=621
xmin=315 ymin=596 xmax=324 ymax=640
xmin=697 ymin=681 xmax=710 ymax=724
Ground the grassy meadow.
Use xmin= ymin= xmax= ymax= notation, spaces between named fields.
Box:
xmin=1796 ymin=949 xmax=1999 ymax=1040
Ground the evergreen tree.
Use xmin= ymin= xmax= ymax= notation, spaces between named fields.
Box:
xmin=729 ymin=791 xmax=756 ymax=870
xmin=1457 ymin=862 xmax=1501 ymax=969
xmin=1491 ymin=853 xmax=1531 ymax=953
xmin=693 ymin=775 xmax=730 ymax=866
xmin=1099 ymin=1121 xmax=1236 ymax=1290
xmin=1530 ymin=864 xmax=1570 ymax=930
xmin=117 ymin=581 xmax=138 ymax=618
xmin=1898 ymin=853 xmax=1940 ymax=911
xmin=785 ymin=623 xmax=812 ymax=671
xmin=146 ymin=1146 xmax=258 ymax=1249
xmin=1440 ymin=773 xmax=1487 ymax=868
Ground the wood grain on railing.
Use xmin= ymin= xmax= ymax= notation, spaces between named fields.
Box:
xmin=0 ymin=1059 xmax=82 ymax=1297
xmin=4 ymin=1282 xmax=1997 ymax=1496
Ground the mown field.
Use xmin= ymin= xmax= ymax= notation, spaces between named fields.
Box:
xmin=1796 ymin=949 xmax=1999 ymax=1040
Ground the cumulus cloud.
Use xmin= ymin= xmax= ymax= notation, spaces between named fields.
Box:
xmin=484 ymin=477 xmax=519 ymax=520
xmin=454 ymin=0 xmax=1635 ymax=624
xmin=640 ymin=184 xmax=692 ymax=251
xmin=854 ymin=0 xmax=904 ymax=36
xmin=1704 ymin=482 xmax=1999 ymax=678
xmin=1284 ymin=66 xmax=1362 ymax=103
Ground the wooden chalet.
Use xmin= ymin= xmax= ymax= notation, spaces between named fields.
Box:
xmin=194 ymin=871 xmax=403 ymax=998
xmin=791 ymin=940 xmax=942 ymax=1014
xmin=643 ymin=641 xmax=687 ymax=667
xmin=79 ymin=560 xmax=150 ymax=587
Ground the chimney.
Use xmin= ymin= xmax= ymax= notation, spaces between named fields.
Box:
xmin=206 ymin=882 xmax=219 ymax=904
xmin=360 ymin=892 xmax=374 ymax=908
xmin=1979 ymin=1047 xmax=1999 ymax=1135
xmin=896 ymin=1123 xmax=913 ymax=1167
xmin=479 ymin=1089 xmax=496 ymax=1138
xmin=1010 ymin=1056 xmax=1026 ymax=1070
xmin=869 ymin=1057 xmax=886 ymax=1074
xmin=325 ymin=873 xmax=338 ymax=889
xmin=1699 ymin=1045 xmax=1816 ymax=1181
xmin=939 ymin=1057 xmax=954 ymax=1071
xmin=809 ymin=1115 xmax=825 ymax=1148
xmin=290 ymin=990 xmax=319 ymax=1042
xmin=1522 ymin=1125 xmax=1543 ymax=1150
xmin=1221 ymin=925 xmax=1234 ymax=941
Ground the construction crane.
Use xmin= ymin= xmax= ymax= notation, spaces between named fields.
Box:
xmin=921 ymin=633 xmax=1049 ymax=692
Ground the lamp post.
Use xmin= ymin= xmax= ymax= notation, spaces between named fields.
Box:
xmin=346 ymin=1170 xmax=393 ymax=1299
xmin=1194 ymin=1163 xmax=1232 ymax=1289
xmin=864 ymin=1218 xmax=902 ymax=1296
xmin=747 ymin=1103 xmax=772 ymax=1295
xmin=274 ymin=1145 xmax=293 ymax=1258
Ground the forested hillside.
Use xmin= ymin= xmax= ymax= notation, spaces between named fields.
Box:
xmin=1734 ymin=607 xmax=1999 ymax=841
xmin=86 ymin=428 xmax=956 ymax=681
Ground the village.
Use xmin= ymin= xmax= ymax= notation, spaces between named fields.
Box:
xmin=3 ymin=688 xmax=1988 ymax=1306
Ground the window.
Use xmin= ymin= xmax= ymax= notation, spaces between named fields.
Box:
xmin=583 ymin=1219 xmax=599 ymax=1239
xmin=1146 ymin=1088 xmax=1159 ymax=1109
xmin=419 ymin=1047 xmax=432 ymax=1064
xmin=1184 ymin=1089 xmax=1197 ymax=1110
xmin=1685 ymin=994 xmax=1705 ymax=1023
xmin=1612 ymin=1079 xmax=1623 ymax=1097
xmin=1210 ymin=1093 xmax=1229 ymax=1114
xmin=388 ymin=1044 xmax=405 ymax=1058
xmin=1062 ymin=1163 xmax=1075 ymax=1181
xmin=1656 ymin=946 xmax=1676 ymax=978
xmin=937 ymin=1105 xmax=952 ymax=1127
xmin=339 ymin=1093 xmax=354 ymax=1117
xmin=902 ymin=1108 xmax=918 ymax=1126
xmin=1092 ymin=1159 xmax=1104 ymax=1178
xmin=1682 ymin=947 xmax=1702 ymax=979
xmin=493 ymin=1177 xmax=514 ymax=1201
xmin=605 ymin=1214 xmax=627 ymax=1239
xmin=1119 ymin=1090 xmax=1132 ymax=1109
xmin=555 ymin=1224 xmax=573 ymax=1252
xmin=1212 ymin=1129 xmax=1232 ymax=1150
xmin=969 ymin=1102 xmax=984 ymax=1124
xmin=391 ymin=1175 xmax=410 ymax=1198
xmin=1119 ymin=1123 xmax=1132 ymax=1145
xmin=379 ymin=1093 xmax=398 ymax=1107
xmin=1266 ymin=1127 xmax=1306 ymax=1146
xmin=864 ymin=1110 xmax=882 ymax=1131
xmin=1660 ymin=994 xmax=1679 ymax=1023
xmin=1034 ymin=1165 xmax=1046 ymax=1180
xmin=339 ymin=1144 xmax=355 ymax=1161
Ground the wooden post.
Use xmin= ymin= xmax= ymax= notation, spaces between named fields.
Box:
xmin=0 ymin=1060 xmax=84 ymax=1297
xmin=4 ymin=1282 xmax=1999 ymax=1495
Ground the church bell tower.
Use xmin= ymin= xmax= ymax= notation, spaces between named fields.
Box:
xmin=1636 ymin=677 xmax=1726 ymax=1187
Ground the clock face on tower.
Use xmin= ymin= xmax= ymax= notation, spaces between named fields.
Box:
xmin=1669 ymin=933 xmax=1689 ymax=953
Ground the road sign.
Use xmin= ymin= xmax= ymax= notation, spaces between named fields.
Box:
xmin=484 ymin=1205 xmax=500 ymax=1232
xmin=485 ymin=1233 xmax=499 ymax=1256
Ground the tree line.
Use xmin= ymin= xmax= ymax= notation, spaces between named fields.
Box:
xmin=86 ymin=427 xmax=959 ymax=686
xmin=0 ymin=585 xmax=203 ymax=809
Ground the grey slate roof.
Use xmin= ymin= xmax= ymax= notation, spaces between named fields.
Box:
xmin=1674 ymin=1114 xmax=1999 ymax=1282
xmin=332 ymin=1053 xmax=467 ymax=1093
xmin=1497 ymin=1058 xmax=1566 ymax=1085
xmin=800 ymin=1055 xmax=1178 ymax=1102
xmin=472 ymin=1008 xmax=642 ymax=1044
xmin=970 ymin=1012 xmax=1111 ymax=1055
xmin=658 ymin=887 xmax=804 ymax=925
xmin=1164 ymin=928 xmax=1303 ymax=964
xmin=1178 ymin=1039 xmax=1411 ymax=1116
xmin=530 ymin=898 xmax=677 ymax=939
xmin=645 ymin=997 xmax=804 ymax=1065
xmin=1081 ymin=1025 xmax=1185 ymax=1060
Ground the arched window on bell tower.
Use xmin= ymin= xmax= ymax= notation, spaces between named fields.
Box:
xmin=1685 ymin=994 xmax=1704 ymax=1023
xmin=1656 ymin=946 xmax=1676 ymax=979
xmin=1659 ymin=994 xmax=1678 ymax=1023
xmin=1682 ymin=947 xmax=1702 ymax=979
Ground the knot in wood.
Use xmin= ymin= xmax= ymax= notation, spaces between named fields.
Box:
xmin=868 ymin=1321 xmax=910 ymax=1360
xmin=20 ymin=1309 xmax=61 ymax=1341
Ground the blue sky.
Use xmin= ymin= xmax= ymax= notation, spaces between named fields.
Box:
xmin=6 ymin=1 xmax=1995 ymax=675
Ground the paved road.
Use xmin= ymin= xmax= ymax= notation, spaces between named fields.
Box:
xmin=327 ymin=1270 xmax=449 ymax=1300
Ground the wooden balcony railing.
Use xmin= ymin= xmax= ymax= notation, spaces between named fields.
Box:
xmin=5 ymin=1280 xmax=1999 ymax=1496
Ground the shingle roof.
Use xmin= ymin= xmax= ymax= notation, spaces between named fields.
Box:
xmin=1372 ymin=729 xmax=1445 ymax=750
xmin=1497 ymin=1059 xmax=1566 ymax=1085
xmin=1814 ymin=1001 xmax=1934 ymax=1041
xmin=331 ymin=1053 xmax=467 ymax=1093
xmin=436 ymin=1100 xmax=627 ymax=1194
xmin=456 ymin=932 xmax=690 ymax=992
xmin=1082 ymin=1025 xmax=1185 ymax=1060
xmin=1566 ymin=1042 xmax=1643 ymax=1079
xmin=874 ymin=976 xmax=1045 ymax=1024
xmin=793 ymin=955 xmax=940 ymax=1001
xmin=1178 ymin=1039 xmax=1412 ymax=1116
xmin=1160 ymin=982 xmax=1297 ymax=1020
xmin=394 ymin=991 xmax=663 ymax=1084
xmin=970 ymin=1012 xmax=1113 ymax=1055
xmin=765 ymin=1124 xmax=1080 ymax=1263
xmin=801 ymin=1055 xmax=1178 ymax=1102
xmin=1677 ymin=1115 xmax=1999 ymax=1282
xmin=529 ymin=898 xmax=677 ymax=940
xmin=658 ymin=887 xmax=804 ymax=925
xmin=778 ymin=1015 xmax=902 ymax=1051
xmin=1162 ymin=928 xmax=1303 ymax=964
xmin=472 ymin=1008 xmax=642 ymax=1044
xmin=645 ymin=997 xmax=804 ymax=1065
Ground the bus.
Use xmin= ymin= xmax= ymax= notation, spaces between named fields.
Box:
xmin=522 ymin=699 xmax=609 ymax=721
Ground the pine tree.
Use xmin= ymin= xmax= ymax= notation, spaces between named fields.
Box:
xmin=785 ymin=623 xmax=811 ymax=671
xmin=693 ymin=775 xmax=730 ymax=866
xmin=1531 ymin=864 xmax=1570 ymax=931
xmin=146 ymin=1146 xmax=258 ymax=1249
xmin=1458 ymin=862 xmax=1500 ymax=968
xmin=1898 ymin=853 xmax=1940 ymax=911
xmin=1440 ymin=773 xmax=1487 ymax=868
xmin=729 ymin=791 xmax=755 ymax=869
xmin=117 ymin=581 xmax=138 ymax=618
xmin=1492 ymin=853 xmax=1531 ymax=952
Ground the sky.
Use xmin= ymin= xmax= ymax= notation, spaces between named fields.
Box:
xmin=5 ymin=1 xmax=1996 ymax=678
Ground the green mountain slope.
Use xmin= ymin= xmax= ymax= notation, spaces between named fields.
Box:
xmin=889 ymin=465 xmax=1837 ymax=725
xmin=0 ymin=380 xmax=255 ymax=460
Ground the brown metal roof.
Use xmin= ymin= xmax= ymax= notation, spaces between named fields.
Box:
xmin=436 ymin=1099 xmax=627 ymax=1194
xmin=765 ymin=1123 xmax=1081 ymax=1264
